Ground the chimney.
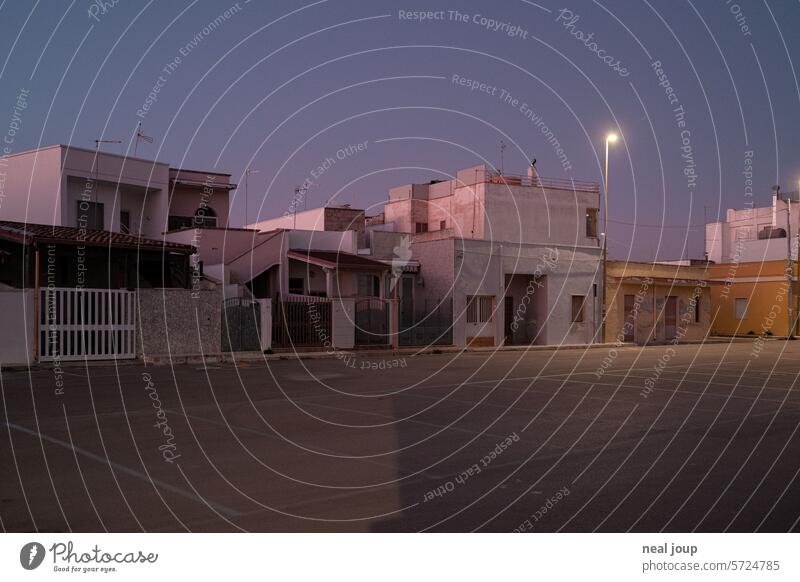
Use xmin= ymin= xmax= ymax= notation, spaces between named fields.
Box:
xmin=527 ymin=158 xmax=538 ymax=185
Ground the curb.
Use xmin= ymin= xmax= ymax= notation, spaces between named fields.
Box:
xmin=1 ymin=336 xmax=767 ymax=370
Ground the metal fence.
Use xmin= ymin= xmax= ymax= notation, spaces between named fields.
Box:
xmin=399 ymin=297 xmax=453 ymax=346
xmin=221 ymin=297 xmax=261 ymax=352
xmin=272 ymin=293 xmax=331 ymax=348
xmin=354 ymin=298 xmax=390 ymax=346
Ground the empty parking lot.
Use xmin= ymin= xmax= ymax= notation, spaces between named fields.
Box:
xmin=2 ymin=340 xmax=799 ymax=532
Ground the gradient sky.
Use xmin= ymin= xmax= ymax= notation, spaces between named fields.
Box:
xmin=1 ymin=0 xmax=799 ymax=260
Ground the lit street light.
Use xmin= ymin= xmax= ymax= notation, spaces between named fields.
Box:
xmin=602 ymin=132 xmax=618 ymax=343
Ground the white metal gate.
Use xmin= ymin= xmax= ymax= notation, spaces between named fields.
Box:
xmin=39 ymin=287 xmax=136 ymax=361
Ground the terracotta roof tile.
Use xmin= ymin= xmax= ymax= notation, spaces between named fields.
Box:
xmin=0 ymin=221 xmax=194 ymax=253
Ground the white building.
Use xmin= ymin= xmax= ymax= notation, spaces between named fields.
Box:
xmin=705 ymin=189 xmax=799 ymax=264
xmin=368 ymin=163 xmax=602 ymax=347
xmin=0 ymin=144 xmax=235 ymax=237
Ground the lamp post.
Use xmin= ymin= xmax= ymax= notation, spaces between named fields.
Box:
xmin=601 ymin=132 xmax=618 ymax=343
xmin=787 ymin=195 xmax=794 ymax=338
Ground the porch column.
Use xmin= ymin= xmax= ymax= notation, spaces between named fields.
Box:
xmin=258 ymin=298 xmax=272 ymax=351
xmin=324 ymin=267 xmax=334 ymax=298
xmin=389 ymin=298 xmax=400 ymax=350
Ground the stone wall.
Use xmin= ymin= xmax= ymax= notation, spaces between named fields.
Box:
xmin=138 ymin=282 xmax=222 ymax=358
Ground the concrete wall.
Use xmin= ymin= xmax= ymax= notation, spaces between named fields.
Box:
xmin=250 ymin=208 xmax=325 ymax=231
xmin=369 ymin=230 xmax=408 ymax=260
xmin=412 ymin=237 xmax=455 ymax=306
xmin=0 ymin=145 xmax=64 ymax=224
xmin=249 ymin=207 xmax=364 ymax=233
xmin=0 ymin=289 xmax=34 ymax=365
xmin=137 ymin=284 xmax=222 ymax=357
xmin=287 ymin=229 xmax=356 ymax=253
xmin=165 ymin=227 xmax=268 ymax=266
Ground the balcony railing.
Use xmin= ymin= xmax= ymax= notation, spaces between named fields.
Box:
xmin=482 ymin=170 xmax=599 ymax=193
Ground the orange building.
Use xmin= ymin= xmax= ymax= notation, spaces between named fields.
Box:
xmin=605 ymin=261 xmax=711 ymax=345
xmin=708 ymin=260 xmax=799 ymax=337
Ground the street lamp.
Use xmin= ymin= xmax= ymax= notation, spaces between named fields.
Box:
xmin=601 ymin=132 xmax=618 ymax=343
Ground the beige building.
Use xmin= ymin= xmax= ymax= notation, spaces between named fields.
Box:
xmin=605 ymin=261 xmax=711 ymax=344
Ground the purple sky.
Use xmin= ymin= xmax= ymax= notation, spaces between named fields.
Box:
xmin=1 ymin=0 xmax=799 ymax=260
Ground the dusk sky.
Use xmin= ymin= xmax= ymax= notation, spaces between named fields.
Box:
xmin=2 ymin=0 xmax=799 ymax=260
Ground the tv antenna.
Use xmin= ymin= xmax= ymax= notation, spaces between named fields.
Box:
xmin=133 ymin=122 xmax=153 ymax=156
xmin=294 ymin=184 xmax=309 ymax=229
xmin=499 ymin=140 xmax=507 ymax=174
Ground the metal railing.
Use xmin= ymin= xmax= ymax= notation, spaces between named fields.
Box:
xmin=481 ymin=170 xmax=600 ymax=193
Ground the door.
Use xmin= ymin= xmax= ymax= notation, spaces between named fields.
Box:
xmin=355 ymin=299 xmax=390 ymax=346
xmin=504 ymin=296 xmax=515 ymax=344
xmin=623 ymin=294 xmax=635 ymax=342
xmin=221 ymin=297 xmax=261 ymax=352
xmin=664 ymin=296 xmax=678 ymax=340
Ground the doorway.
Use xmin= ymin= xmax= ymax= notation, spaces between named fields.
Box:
xmin=504 ymin=296 xmax=515 ymax=344
xmin=664 ymin=296 xmax=678 ymax=340
xmin=623 ymin=294 xmax=636 ymax=342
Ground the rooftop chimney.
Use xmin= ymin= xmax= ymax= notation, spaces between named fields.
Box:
xmin=527 ymin=158 xmax=538 ymax=184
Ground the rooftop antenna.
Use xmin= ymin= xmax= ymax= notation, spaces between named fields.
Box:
xmin=499 ymin=140 xmax=507 ymax=174
xmin=133 ymin=122 xmax=153 ymax=156
xmin=294 ymin=184 xmax=309 ymax=229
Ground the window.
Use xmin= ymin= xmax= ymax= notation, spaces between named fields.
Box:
xmin=440 ymin=220 xmax=447 ymax=230
xmin=415 ymin=222 xmax=428 ymax=234
xmin=289 ymin=277 xmax=304 ymax=295
xmin=194 ymin=206 xmax=217 ymax=227
xmin=586 ymin=208 xmax=599 ymax=238
xmin=357 ymin=274 xmax=380 ymax=297
xmin=168 ymin=215 xmax=193 ymax=231
xmin=466 ymin=295 xmax=493 ymax=323
xmin=571 ymin=295 xmax=585 ymax=323
xmin=77 ymin=201 xmax=104 ymax=230
xmin=694 ymin=295 xmax=701 ymax=323
xmin=734 ymin=298 xmax=747 ymax=320
xmin=119 ymin=210 xmax=130 ymax=234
